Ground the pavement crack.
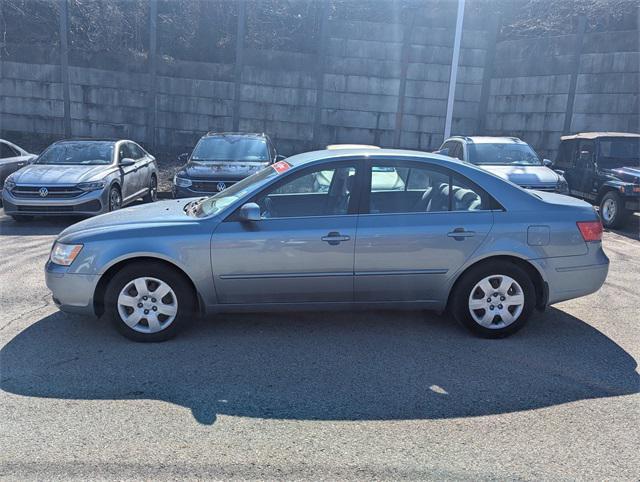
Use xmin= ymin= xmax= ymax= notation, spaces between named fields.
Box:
xmin=0 ymin=293 xmax=53 ymax=332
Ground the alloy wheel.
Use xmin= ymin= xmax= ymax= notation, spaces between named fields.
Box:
xmin=468 ymin=274 xmax=525 ymax=329
xmin=117 ymin=277 xmax=178 ymax=334
xmin=110 ymin=189 xmax=122 ymax=211
xmin=602 ymin=198 xmax=616 ymax=223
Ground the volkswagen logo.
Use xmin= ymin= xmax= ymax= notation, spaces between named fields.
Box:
xmin=39 ymin=187 xmax=49 ymax=197
xmin=216 ymin=182 xmax=226 ymax=192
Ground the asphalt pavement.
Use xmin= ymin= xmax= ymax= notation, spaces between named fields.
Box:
xmin=0 ymin=211 xmax=638 ymax=480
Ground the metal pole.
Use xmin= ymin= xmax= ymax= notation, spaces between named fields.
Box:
xmin=443 ymin=0 xmax=465 ymax=139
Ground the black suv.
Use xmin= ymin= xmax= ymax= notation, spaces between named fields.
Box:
xmin=553 ymin=132 xmax=639 ymax=228
xmin=173 ymin=132 xmax=283 ymax=198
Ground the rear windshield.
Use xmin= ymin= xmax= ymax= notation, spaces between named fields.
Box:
xmin=191 ymin=136 xmax=269 ymax=162
xmin=35 ymin=141 xmax=114 ymax=165
xmin=598 ymin=138 xmax=640 ymax=168
xmin=468 ymin=143 xmax=541 ymax=166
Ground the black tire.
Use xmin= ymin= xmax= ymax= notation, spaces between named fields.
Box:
xmin=599 ymin=191 xmax=628 ymax=229
xmin=449 ymin=260 xmax=536 ymax=338
xmin=142 ymin=175 xmax=158 ymax=203
xmin=108 ymin=185 xmax=122 ymax=212
xmin=103 ymin=261 xmax=197 ymax=342
xmin=10 ymin=215 xmax=34 ymax=222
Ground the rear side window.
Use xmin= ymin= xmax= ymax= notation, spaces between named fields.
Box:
xmin=368 ymin=163 xmax=491 ymax=214
xmin=0 ymin=142 xmax=18 ymax=159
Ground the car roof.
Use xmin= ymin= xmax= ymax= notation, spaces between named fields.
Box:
xmin=447 ymin=136 xmax=526 ymax=145
xmin=283 ymin=148 xmax=462 ymax=168
xmin=326 ymin=144 xmax=381 ymax=150
xmin=560 ymin=132 xmax=640 ymax=140
xmin=203 ymin=132 xmax=267 ymax=139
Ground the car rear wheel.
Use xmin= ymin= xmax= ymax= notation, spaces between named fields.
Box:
xmin=599 ymin=191 xmax=627 ymax=229
xmin=108 ymin=186 xmax=122 ymax=211
xmin=450 ymin=261 xmax=535 ymax=338
xmin=104 ymin=262 xmax=196 ymax=342
xmin=143 ymin=175 xmax=158 ymax=203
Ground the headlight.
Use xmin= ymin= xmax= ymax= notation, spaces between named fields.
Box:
xmin=50 ymin=242 xmax=83 ymax=266
xmin=77 ymin=180 xmax=106 ymax=191
xmin=556 ymin=177 xmax=569 ymax=194
xmin=174 ymin=175 xmax=192 ymax=187
xmin=3 ymin=177 xmax=16 ymax=191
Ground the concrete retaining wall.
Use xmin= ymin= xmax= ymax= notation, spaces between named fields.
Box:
xmin=1 ymin=3 xmax=637 ymax=162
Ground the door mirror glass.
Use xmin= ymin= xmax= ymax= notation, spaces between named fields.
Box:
xmin=178 ymin=152 xmax=189 ymax=163
xmin=119 ymin=157 xmax=136 ymax=166
xmin=543 ymin=158 xmax=553 ymax=167
xmin=238 ymin=202 xmax=261 ymax=222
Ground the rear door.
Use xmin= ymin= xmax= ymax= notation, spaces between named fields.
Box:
xmin=354 ymin=160 xmax=494 ymax=303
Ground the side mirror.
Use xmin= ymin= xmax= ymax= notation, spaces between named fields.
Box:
xmin=275 ymin=154 xmax=286 ymax=162
xmin=178 ymin=152 xmax=189 ymax=163
xmin=119 ymin=158 xmax=136 ymax=166
xmin=436 ymin=148 xmax=449 ymax=156
xmin=238 ymin=202 xmax=261 ymax=222
xmin=543 ymin=159 xmax=553 ymax=167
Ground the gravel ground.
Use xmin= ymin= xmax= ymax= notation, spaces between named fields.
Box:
xmin=0 ymin=210 xmax=638 ymax=481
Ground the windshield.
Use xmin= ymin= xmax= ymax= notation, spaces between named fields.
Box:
xmin=468 ymin=143 xmax=542 ymax=166
xmin=598 ymin=138 xmax=640 ymax=168
xmin=194 ymin=166 xmax=278 ymax=217
xmin=191 ymin=136 xmax=269 ymax=162
xmin=35 ymin=141 xmax=114 ymax=166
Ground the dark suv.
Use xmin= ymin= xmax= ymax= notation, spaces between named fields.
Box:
xmin=173 ymin=132 xmax=283 ymax=198
xmin=554 ymin=132 xmax=639 ymax=228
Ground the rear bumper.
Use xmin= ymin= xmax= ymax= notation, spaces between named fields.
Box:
xmin=538 ymin=244 xmax=609 ymax=305
xmin=2 ymin=188 xmax=107 ymax=216
xmin=45 ymin=261 xmax=99 ymax=316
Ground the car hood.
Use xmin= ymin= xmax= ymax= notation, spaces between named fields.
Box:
xmin=479 ymin=165 xmax=559 ymax=186
xmin=58 ymin=198 xmax=199 ymax=241
xmin=603 ymin=166 xmax=640 ymax=184
xmin=182 ymin=160 xmax=269 ymax=179
xmin=9 ymin=164 xmax=114 ymax=184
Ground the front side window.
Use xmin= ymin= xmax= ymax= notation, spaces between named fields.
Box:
xmin=191 ymin=136 xmax=269 ymax=162
xmin=368 ymin=163 xmax=490 ymax=214
xmin=255 ymin=164 xmax=357 ymax=219
xmin=468 ymin=143 xmax=541 ymax=166
xmin=36 ymin=141 xmax=114 ymax=166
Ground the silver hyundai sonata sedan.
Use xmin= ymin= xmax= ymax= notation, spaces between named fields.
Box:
xmin=45 ymin=148 xmax=609 ymax=341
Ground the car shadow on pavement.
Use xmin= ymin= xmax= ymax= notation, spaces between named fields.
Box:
xmin=606 ymin=213 xmax=640 ymax=241
xmin=1 ymin=308 xmax=638 ymax=425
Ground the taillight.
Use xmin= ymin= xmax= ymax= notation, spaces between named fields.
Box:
xmin=577 ymin=220 xmax=603 ymax=242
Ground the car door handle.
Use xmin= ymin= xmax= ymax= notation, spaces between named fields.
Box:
xmin=321 ymin=232 xmax=351 ymax=245
xmin=447 ymin=228 xmax=475 ymax=240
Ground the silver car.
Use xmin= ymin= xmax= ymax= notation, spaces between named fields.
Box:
xmin=0 ymin=139 xmax=37 ymax=200
xmin=45 ymin=148 xmax=609 ymax=342
xmin=2 ymin=139 xmax=158 ymax=221
xmin=438 ymin=136 xmax=569 ymax=193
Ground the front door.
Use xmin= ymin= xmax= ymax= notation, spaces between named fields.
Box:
xmin=355 ymin=161 xmax=493 ymax=303
xmin=211 ymin=162 xmax=359 ymax=304
xmin=118 ymin=142 xmax=141 ymax=200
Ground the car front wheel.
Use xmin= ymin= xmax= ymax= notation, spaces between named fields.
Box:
xmin=599 ymin=191 xmax=627 ymax=229
xmin=143 ymin=175 xmax=158 ymax=203
xmin=450 ymin=261 xmax=535 ymax=338
xmin=104 ymin=262 xmax=196 ymax=342
xmin=108 ymin=186 xmax=122 ymax=211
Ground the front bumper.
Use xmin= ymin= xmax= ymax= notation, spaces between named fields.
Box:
xmin=45 ymin=261 xmax=100 ymax=316
xmin=173 ymin=179 xmax=242 ymax=198
xmin=2 ymin=187 xmax=108 ymax=216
